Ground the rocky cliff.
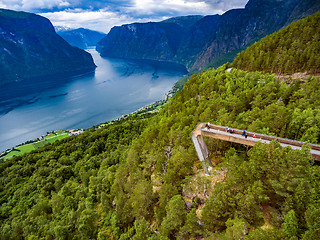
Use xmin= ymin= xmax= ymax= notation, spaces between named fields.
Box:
xmin=56 ymin=27 xmax=106 ymax=49
xmin=0 ymin=9 xmax=96 ymax=86
xmin=97 ymin=0 xmax=320 ymax=71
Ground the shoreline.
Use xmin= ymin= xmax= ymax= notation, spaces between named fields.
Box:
xmin=0 ymin=96 xmax=172 ymax=160
xmin=0 ymin=49 xmax=184 ymax=159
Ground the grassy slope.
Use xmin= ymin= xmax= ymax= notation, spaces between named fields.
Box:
xmin=3 ymin=144 xmax=36 ymax=158
xmin=1 ymin=132 xmax=69 ymax=160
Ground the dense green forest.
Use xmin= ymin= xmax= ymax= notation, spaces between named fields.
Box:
xmin=1 ymin=65 xmax=320 ymax=239
xmin=1 ymin=11 xmax=320 ymax=240
xmin=233 ymin=11 xmax=320 ymax=75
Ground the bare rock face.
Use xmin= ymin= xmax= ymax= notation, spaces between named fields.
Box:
xmin=97 ymin=22 xmax=176 ymax=60
xmin=0 ymin=9 xmax=96 ymax=86
xmin=97 ymin=0 xmax=320 ymax=71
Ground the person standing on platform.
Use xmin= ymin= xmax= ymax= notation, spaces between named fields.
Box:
xmin=242 ymin=130 xmax=246 ymax=137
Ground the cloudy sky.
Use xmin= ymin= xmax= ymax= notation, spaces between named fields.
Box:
xmin=0 ymin=0 xmax=249 ymax=33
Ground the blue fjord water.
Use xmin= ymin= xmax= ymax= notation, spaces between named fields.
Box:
xmin=0 ymin=49 xmax=186 ymax=152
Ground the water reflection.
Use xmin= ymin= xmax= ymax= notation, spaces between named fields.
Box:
xmin=0 ymin=49 xmax=186 ymax=151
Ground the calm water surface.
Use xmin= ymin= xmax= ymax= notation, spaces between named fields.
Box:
xmin=0 ymin=49 xmax=186 ymax=152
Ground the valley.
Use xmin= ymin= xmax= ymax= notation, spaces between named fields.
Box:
xmin=0 ymin=1 xmax=320 ymax=239
xmin=0 ymin=49 xmax=186 ymax=152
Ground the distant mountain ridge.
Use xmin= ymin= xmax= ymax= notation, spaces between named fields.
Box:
xmin=55 ymin=27 xmax=107 ymax=49
xmin=97 ymin=0 xmax=320 ymax=71
xmin=0 ymin=9 xmax=96 ymax=86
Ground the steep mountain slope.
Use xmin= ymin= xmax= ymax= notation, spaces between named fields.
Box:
xmin=1 ymin=68 xmax=320 ymax=239
xmin=0 ymin=9 xmax=96 ymax=86
xmin=1 ymin=13 xmax=320 ymax=239
xmin=233 ymin=11 xmax=320 ymax=74
xmin=97 ymin=0 xmax=320 ymax=71
xmin=285 ymin=0 xmax=320 ymax=24
xmin=56 ymin=27 xmax=107 ymax=49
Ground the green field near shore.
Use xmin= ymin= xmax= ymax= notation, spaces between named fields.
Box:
xmin=44 ymin=132 xmax=69 ymax=143
xmin=2 ymin=144 xmax=36 ymax=158
xmin=1 ymin=132 xmax=69 ymax=160
xmin=1 ymin=102 xmax=159 ymax=160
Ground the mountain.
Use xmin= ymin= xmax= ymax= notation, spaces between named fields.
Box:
xmin=233 ymin=11 xmax=320 ymax=74
xmin=2 ymin=10 xmax=320 ymax=239
xmin=0 ymin=9 xmax=96 ymax=87
xmin=56 ymin=27 xmax=107 ymax=49
xmin=97 ymin=0 xmax=320 ymax=71
xmin=161 ymin=15 xmax=203 ymax=28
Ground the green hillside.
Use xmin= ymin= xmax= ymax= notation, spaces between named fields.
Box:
xmin=1 ymin=10 xmax=320 ymax=240
xmin=1 ymin=65 xmax=320 ymax=239
xmin=233 ymin=11 xmax=320 ymax=75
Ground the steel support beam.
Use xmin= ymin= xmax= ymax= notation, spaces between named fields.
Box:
xmin=192 ymin=134 xmax=211 ymax=174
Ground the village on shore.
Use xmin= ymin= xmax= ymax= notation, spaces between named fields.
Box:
xmin=0 ymin=96 xmax=173 ymax=160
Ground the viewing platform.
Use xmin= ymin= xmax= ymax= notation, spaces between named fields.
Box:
xmin=192 ymin=123 xmax=320 ymax=174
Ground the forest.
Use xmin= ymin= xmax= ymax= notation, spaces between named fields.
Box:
xmin=233 ymin=11 xmax=320 ymax=75
xmin=1 ymin=10 xmax=320 ymax=240
xmin=1 ymin=65 xmax=320 ymax=239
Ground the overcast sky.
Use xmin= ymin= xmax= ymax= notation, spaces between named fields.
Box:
xmin=0 ymin=0 xmax=249 ymax=33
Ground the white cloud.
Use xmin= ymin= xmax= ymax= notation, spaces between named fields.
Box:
xmin=0 ymin=0 xmax=72 ymax=10
xmin=1 ymin=0 xmax=248 ymax=15
xmin=40 ymin=9 xmax=150 ymax=33
xmin=125 ymin=0 xmax=223 ymax=17
xmin=22 ymin=0 xmax=71 ymax=10
xmin=59 ymin=1 xmax=71 ymax=7
xmin=0 ymin=0 xmax=20 ymax=9
xmin=1 ymin=0 xmax=249 ymax=32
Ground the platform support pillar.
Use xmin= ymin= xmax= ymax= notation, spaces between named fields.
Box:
xmin=192 ymin=134 xmax=212 ymax=174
